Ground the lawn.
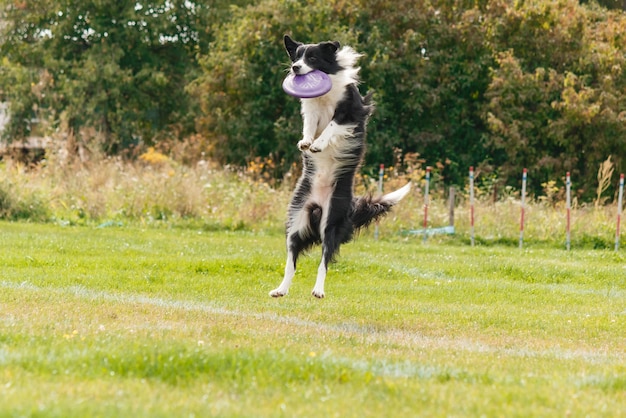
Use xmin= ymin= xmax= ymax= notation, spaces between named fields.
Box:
xmin=1 ymin=221 xmax=625 ymax=417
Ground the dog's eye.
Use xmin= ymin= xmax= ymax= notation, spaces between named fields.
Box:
xmin=309 ymin=56 xmax=317 ymax=62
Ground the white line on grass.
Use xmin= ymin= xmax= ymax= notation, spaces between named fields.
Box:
xmin=1 ymin=280 xmax=622 ymax=366
xmin=389 ymin=264 xmax=626 ymax=299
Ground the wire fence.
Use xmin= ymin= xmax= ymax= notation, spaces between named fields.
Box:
xmin=394 ymin=167 xmax=625 ymax=251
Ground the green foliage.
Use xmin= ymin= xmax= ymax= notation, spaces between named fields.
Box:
xmin=1 ymin=0 xmax=625 ymax=197
xmin=484 ymin=52 xmax=565 ymax=182
xmin=192 ymin=0 xmax=626 ymax=196
xmin=189 ymin=0 xmax=350 ymax=168
xmin=0 ymin=180 xmax=49 ymax=221
xmin=356 ymin=1 xmax=494 ymax=185
xmin=0 ymin=0 xmax=224 ymax=150
xmin=191 ymin=0 xmax=494 ymax=184
xmin=484 ymin=0 xmax=626 ymax=197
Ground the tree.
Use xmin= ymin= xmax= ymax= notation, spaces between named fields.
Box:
xmin=484 ymin=0 xmax=626 ymax=197
xmin=355 ymin=2 xmax=494 ymax=184
xmin=484 ymin=52 xmax=565 ymax=184
xmin=191 ymin=0 xmax=495 ymax=184
xmin=582 ymin=0 xmax=626 ymax=11
xmin=189 ymin=0 xmax=351 ymax=168
xmin=0 ymin=0 xmax=219 ymax=151
xmin=3 ymin=0 xmax=623 ymax=199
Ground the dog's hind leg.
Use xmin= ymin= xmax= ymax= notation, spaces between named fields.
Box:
xmin=311 ymin=250 xmax=329 ymax=299
xmin=269 ymin=249 xmax=296 ymax=297
xmin=311 ymin=226 xmax=341 ymax=299
xmin=269 ymin=233 xmax=306 ymax=297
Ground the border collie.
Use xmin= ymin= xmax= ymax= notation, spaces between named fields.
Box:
xmin=269 ymin=35 xmax=411 ymax=298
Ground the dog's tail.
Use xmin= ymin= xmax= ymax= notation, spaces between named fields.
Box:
xmin=351 ymin=182 xmax=411 ymax=230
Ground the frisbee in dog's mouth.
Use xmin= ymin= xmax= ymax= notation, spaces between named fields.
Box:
xmin=282 ymin=70 xmax=332 ymax=98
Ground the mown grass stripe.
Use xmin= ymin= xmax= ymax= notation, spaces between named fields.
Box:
xmin=2 ymin=280 xmax=620 ymax=366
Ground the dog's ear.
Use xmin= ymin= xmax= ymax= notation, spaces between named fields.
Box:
xmin=321 ymin=41 xmax=340 ymax=54
xmin=284 ymin=35 xmax=302 ymax=61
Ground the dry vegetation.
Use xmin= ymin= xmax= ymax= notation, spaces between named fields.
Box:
xmin=0 ymin=141 xmax=623 ymax=248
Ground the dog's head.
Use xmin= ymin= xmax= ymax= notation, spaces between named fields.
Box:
xmin=284 ymin=35 xmax=342 ymax=76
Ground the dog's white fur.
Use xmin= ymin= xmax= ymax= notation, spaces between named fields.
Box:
xmin=296 ymin=46 xmax=362 ymax=153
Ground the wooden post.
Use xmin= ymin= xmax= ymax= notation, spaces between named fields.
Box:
xmin=422 ymin=167 xmax=431 ymax=243
xmin=519 ymin=168 xmax=527 ymax=249
xmin=469 ymin=166 xmax=475 ymax=246
xmin=374 ymin=164 xmax=384 ymax=240
xmin=448 ymin=187 xmax=455 ymax=228
xmin=616 ymin=173 xmax=624 ymax=252
xmin=566 ymin=172 xmax=571 ymax=251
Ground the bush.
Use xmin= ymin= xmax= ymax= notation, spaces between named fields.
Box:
xmin=191 ymin=0 xmax=626 ymax=198
xmin=0 ymin=181 xmax=49 ymax=221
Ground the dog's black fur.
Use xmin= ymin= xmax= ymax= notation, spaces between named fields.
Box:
xmin=269 ymin=35 xmax=410 ymax=298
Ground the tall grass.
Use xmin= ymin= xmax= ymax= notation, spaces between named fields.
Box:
xmin=0 ymin=146 xmax=622 ymax=248
xmin=0 ymin=149 xmax=289 ymax=231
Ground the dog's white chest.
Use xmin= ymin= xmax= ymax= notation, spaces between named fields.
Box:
xmin=302 ymin=93 xmax=341 ymax=137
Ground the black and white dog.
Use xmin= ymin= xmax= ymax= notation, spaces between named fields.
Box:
xmin=269 ymin=35 xmax=410 ymax=298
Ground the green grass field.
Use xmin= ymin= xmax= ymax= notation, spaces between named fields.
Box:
xmin=1 ymin=221 xmax=625 ymax=417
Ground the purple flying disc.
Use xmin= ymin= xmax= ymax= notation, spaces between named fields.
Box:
xmin=282 ymin=70 xmax=332 ymax=98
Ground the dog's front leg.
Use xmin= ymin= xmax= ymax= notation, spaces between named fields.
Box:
xmin=297 ymin=112 xmax=318 ymax=151
xmin=309 ymin=122 xmax=356 ymax=153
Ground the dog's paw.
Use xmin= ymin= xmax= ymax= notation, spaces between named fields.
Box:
xmin=297 ymin=139 xmax=312 ymax=151
xmin=309 ymin=137 xmax=329 ymax=153
xmin=311 ymin=288 xmax=325 ymax=299
xmin=269 ymin=288 xmax=287 ymax=298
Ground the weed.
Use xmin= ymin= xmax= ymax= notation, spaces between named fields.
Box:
xmin=0 ymin=178 xmax=49 ymax=221
xmin=596 ymin=155 xmax=614 ymax=207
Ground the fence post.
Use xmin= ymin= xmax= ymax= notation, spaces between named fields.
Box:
xmin=448 ymin=187 xmax=455 ymax=228
xmin=374 ymin=164 xmax=384 ymax=240
xmin=469 ymin=166 xmax=475 ymax=247
xmin=422 ymin=167 xmax=431 ymax=243
xmin=519 ymin=168 xmax=527 ymax=249
xmin=616 ymin=173 xmax=624 ymax=251
xmin=566 ymin=172 xmax=571 ymax=251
